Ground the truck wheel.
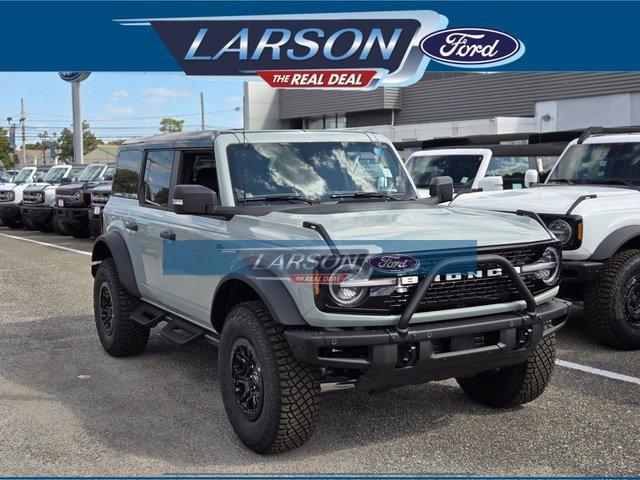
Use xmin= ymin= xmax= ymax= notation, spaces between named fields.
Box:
xmin=21 ymin=216 xmax=36 ymax=230
xmin=53 ymin=216 xmax=70 ymax=236
xmin=67 ymin=223 xmax=90 ymax=239
xmin=584 ymin=249 xmax=640 ymax=349
xmin=457 ymin=324 xmax=556 ymax=407
xmin=219 ymin=300 xmax=320 ymax=454
xmin=93 ymin=258 xmax=149 ymax=357
xmin=3 ymin=219 xmax=22 ymax=229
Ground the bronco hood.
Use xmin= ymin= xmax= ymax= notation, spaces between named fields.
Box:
xmin=245 ymin=202 xmax=552 ymax=248
xmin=452 ymin=185 xmax=640 ymax=216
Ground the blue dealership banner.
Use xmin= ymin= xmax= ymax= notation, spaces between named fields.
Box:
xmin=1 ymin=1 xmax=640 ymax=77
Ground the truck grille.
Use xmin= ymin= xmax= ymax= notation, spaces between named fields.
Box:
xmin=22 ymin=191 xmax=41 ymax=204
xmin=91 ymin=193 xmax=110 ymax=207
xmin=381 ymin=243 xmax=554 ymax=314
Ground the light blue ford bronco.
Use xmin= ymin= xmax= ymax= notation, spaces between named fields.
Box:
xmin=91 ymin=130 xmax=568 ymax=453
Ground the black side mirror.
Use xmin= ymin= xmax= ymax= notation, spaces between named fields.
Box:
xmin=172 ymin=184 xmax=219 ymax=214
xmin=429 ymin=176 xmax=454 ymax=203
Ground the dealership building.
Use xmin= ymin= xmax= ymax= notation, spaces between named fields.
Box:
xmin=244 ymin=72 xmax=640 ymax=153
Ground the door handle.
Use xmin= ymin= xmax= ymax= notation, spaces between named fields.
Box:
xmin=124 ymin=220 xmax=138 ymax=231
xmin=160 ymin=230 xmax=176 ymax=241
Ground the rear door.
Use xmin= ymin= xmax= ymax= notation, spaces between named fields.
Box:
xmin=128 ymin=149 xmax=175 ymax=303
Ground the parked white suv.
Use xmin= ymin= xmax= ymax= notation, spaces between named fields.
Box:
xmin=405 ymin=143 xmax=560 ymax=197
xmin=453 ymin=127 xmax=640 ymax=349
xmin=0 ymin=166 xmax=49 ymax=228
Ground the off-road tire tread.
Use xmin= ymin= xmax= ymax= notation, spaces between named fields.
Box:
xmin=457 ymin=321 xmax=556 ymax=407
xmin=584 ymin=249 xmax=640 ymax=349
xmin=223 ymin=300 xmax=320 ymax=454
xmin=94 ymin=258 xmax=148 ymax=357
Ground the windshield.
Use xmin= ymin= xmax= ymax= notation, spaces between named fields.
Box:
xmin=103 ymin=166 xmax=115 ymax=181
xmin=406 ymin=154 xmax=482 ymax=188
xmin=32 ymin=169 xmax=48 ymax=182
xmin=43 ymin=166 xmax=69 ymax=183
xmin=227 ymin=141 xmax=414 ymax=202
xmin=13 ymin=168 xmax=35 ymax=183
xmin=548 ymin=143 xmax=640 ymax=185
xmin=78 ymin=164 xmax=105 ymax=182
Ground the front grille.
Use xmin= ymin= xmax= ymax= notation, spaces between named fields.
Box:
xmin=381 ymin=243 xmax=554 ymax=314
xmin=91 ymin=193 xmax=110 ymax=207
xmin=22 ymin=192 xmax=41 ymax=204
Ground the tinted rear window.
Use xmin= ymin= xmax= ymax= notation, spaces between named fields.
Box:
xmin=112 ymin=149 xmax=142 ymax=198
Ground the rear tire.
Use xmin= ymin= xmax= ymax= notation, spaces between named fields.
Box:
xmin=53 ymin=216 xmax=70 ymax=236
xmin=219 ymin=300 xmax=320 ymax=454
xmin=93 ymin=258 xmax=149 ymax=357
xmin=584 ymin=249 xmax=640 ymax=349
xmin=457 ymin=324 xmax=556 ymax=407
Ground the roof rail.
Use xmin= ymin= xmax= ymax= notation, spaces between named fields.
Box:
xmin=577 ymin=125 xmax=640 ymax=144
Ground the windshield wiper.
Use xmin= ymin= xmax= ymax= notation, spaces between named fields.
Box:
xmin=330 ymin=191 xmax=399 ymax=201
xmin=243 ymin=195 xmax=317 ymax=204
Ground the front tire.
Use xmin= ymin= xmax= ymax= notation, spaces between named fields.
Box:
xmin=93 ymin=258 xmax=149 ymax=356
xmin=584 ymin=249 xmax=640 ymax=349
xmin=66 ymin=222 xmax=90 ymax=239
xmin=457 ymin=325 xmax=556 ymax=407
xmin=53 ymin=215 xmax=70 ymax=235
xmin=219 ymin=301 xmax=320 ymax=454
xmin=21 ymin=216 xmax=36 ymax=230
xmin=3 ymin=219 xmax=22 ymax=229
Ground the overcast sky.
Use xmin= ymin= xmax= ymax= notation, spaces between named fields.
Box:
xmin=0 ymin=72 xmax=245 ymax=144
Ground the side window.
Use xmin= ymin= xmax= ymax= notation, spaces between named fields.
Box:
xmin=112 ymin=149 xmax=142 ymax=198
xmin=143 ymin=150 xmax=173 ymax=208
xmin=178 ymin=151 xmax=217 ymax=192
xmin=485 ymin=156 xmax=530 ymax=190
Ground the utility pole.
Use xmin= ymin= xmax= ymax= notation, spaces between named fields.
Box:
xmin=200 ymin=92 xmax=205 ymax=130
xmin=20 ymin=98 xmax=26 ymax=166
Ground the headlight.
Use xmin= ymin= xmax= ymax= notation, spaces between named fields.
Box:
xmin=327 ymin=265 xmax=368 ymax=307
xmin=7 ymin=191 xmax=14 ymax=201
xmin=36 ymin=192 xmax=44 ymax=203
xmin=529 ymin=247 xmax=561 ymax=286
xmin=548 ymin=219 xmax=572 ymax=245
xmin=73 ymin=191 xmax=82 ymax=199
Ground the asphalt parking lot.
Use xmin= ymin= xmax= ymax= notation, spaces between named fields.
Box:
xmin=0 ymin=226 xmax=639 ymax=476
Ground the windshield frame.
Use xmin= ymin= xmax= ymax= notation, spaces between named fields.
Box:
xmin=78 ymin=164 xmax=106 ymax=182
xmin=13 ymin=167 xmax=35 ymax=184
xmin=43 ymin=166 xmax=70 ymax=183
xmin=224 ymin=139 xmax=417 ymax=206
xmin=547 ymin=140 xmax=640 ymax=187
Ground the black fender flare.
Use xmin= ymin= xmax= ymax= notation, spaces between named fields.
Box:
xmin=91 ymin=231 xmax=141 ymax=297
xmin=591 ymin=225 xmax=640 ymax=261
xmin=212 ymin=269 xmax=307 ymax=328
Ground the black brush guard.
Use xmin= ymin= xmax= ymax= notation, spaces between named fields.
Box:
xmin=284 ymin=254 xmax=569 ymax=391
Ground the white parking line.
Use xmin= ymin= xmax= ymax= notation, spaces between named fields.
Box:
xmin=0 ymin=232 xmax=92 ymax=256
xmin=556 ymin=359 xmax=640 ymax=386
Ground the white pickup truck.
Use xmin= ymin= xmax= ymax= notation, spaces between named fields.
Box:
xmin=453 ymin=127 xmax=640 ymax=349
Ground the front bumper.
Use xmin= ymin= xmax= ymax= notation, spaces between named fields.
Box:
xmin=285 ymin=299 xmax=569 ymax=391
xmin=53 ymin=205 xmax=89 ymax=226
xmin=562 ymin=260 xmax=603 ymax=284
xmin=20 ymin=204 xmax=53 ymax=222
xmin=0 ymin=203 xmax=21 ymax=221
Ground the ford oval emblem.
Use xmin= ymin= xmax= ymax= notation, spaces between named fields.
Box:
xmin=369 ymin=254 xmax=419 ymax=273
xmin=420 ymin=28 xmax=525 ymax=68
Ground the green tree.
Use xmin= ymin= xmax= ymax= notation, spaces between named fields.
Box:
xmin=56 ymin=123 xmax=104 ymax=162
xmin=159 ymin=117 xmax=184 ymax=133
xmin=0 ymin=128 xmax=14 ymax=168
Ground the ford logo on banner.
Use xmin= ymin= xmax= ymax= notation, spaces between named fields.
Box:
xmin=420 ymin=28 xmax=524 ymax=68
xmin=369 ymin=254 xmax=419 ymax=273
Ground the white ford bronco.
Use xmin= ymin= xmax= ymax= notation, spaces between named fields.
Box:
xmin=21 ymin=164 xmax=84 ymax=233
xmin=91 ymin=130 xmax=568 ymax=453
xmin=453 ymin=127 xmax=640 ymax=349
xmin=0 ymin=166 xmax=49 ymax=228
